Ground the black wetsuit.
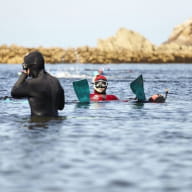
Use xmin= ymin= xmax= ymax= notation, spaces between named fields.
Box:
xmin=11 ymin=70 xmax=65 ymax=116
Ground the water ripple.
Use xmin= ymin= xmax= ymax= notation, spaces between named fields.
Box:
xmin=1 ymin=64 xmax=192 ymax=192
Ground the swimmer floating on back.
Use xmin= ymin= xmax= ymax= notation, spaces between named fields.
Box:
xmin=90 ymin=75 xmax=119 ymax=101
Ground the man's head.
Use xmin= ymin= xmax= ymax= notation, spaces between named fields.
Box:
xmin=148 ymin=94 xmax=165 ymax=103
xmin=23 ymin=51 xmax=45 ymax=77
xmin=93 ymin=75 xmax=108 ymax=94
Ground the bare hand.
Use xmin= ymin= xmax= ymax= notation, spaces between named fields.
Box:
xmin=22 ymin=69 xmax=30 ymax=75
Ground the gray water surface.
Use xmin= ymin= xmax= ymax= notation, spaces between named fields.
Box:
xmin=0 ymin=63 xmax=192 ymax=192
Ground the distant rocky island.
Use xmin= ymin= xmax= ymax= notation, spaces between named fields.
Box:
xmin=1 ymin=18 xmax=192 ymax=64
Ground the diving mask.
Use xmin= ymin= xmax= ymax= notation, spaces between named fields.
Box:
xmin=94 ymin=80 xmax=108 ymax=88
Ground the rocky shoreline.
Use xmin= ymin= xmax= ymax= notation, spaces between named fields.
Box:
xmin=1 ymin=18 xmax=192 ymax=64
xmin=0 ymin=44 xmax=192 ymax=64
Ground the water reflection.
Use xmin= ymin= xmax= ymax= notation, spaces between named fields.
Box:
xmin=75 ymin=101 xmax=115 ymax=110
xmin=90 ymin=101 xmax=109 ymax=109
xmin=131 ymin=101 xmax=144 ymax=109
xmin=75 ymin=102 xmax=90 ymax=109
xmin=27 ymin=116 xmax=67 ymax=130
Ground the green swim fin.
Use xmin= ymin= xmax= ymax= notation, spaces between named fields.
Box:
xmin=73 ymin=79 xmax=90 ymax=103
xmin=130 ymin=74 xmax=146 ymax=101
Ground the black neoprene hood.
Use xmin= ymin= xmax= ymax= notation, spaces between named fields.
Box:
xmin=24 ymin=51 xmax=45 ymax=77
xmin=24 ymin=51 xmax=45 ymax=70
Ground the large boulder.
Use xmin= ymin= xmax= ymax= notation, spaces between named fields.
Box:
xmin=164 ymin=18 xmax=192 ymax=45
xmin=97 ymin=28 xmax=155 ymax=51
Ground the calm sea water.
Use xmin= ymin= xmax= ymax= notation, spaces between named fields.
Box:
xmin=0 ymin=63 xmax=192 ymax=192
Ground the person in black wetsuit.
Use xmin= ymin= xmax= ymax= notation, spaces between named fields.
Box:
xmin=11 ymin=51 xmax=65 ymax=116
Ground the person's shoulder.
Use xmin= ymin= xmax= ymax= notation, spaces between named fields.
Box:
xmin=45 ymin=71 xmax=56 ymax=78
xmin=106 ymin=95 xmax=119 ymax=100
xmin=45 ymin=72 xmax=60 ymax=81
